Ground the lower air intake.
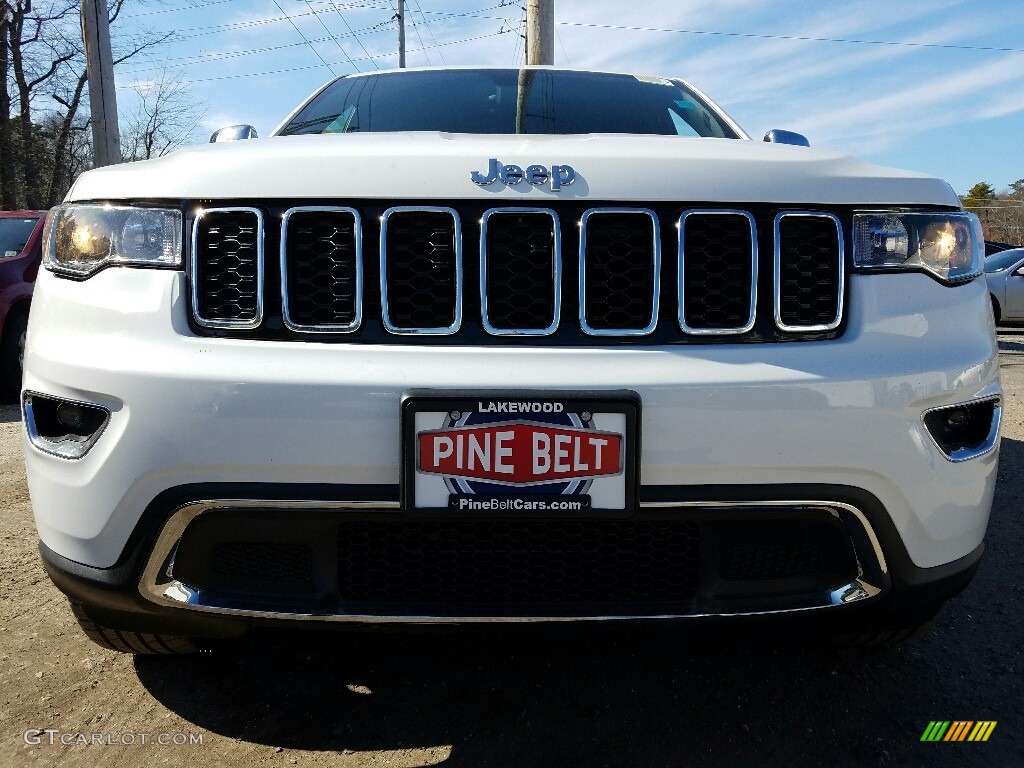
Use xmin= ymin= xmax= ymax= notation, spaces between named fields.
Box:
xmin=336 ymin=519 xmax=699 ymax=605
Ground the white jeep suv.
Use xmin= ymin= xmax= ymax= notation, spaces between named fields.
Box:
xmin=24 ymin=68 xmax=1000 ymax=653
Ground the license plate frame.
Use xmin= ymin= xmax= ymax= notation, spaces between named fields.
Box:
xmin=401 ymin=390 xmax=640 ymax=515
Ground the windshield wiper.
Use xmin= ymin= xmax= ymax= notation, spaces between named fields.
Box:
xmin=282 ymin=113 xmax=343 ymax=134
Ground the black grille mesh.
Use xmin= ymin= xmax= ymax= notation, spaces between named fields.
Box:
xmin=777 ymin=216 xmax=842 ymax=327
xmin=483 ymin=212 xmax=557 ymax=330
xmin=284 ymin=210 xmax=358 ymax=327
xmin=336 ymin=519 xmax=699 ymax=604
xmin=194 ymin=210 xmax=260 ymax=323
xmin=718 ymin=520 xmax=852 ymax=582
xmin=721 ymin=543 xmax=825 ymax=580
xmin=383 ymin=211 xmax=458 ymax=330
xmin=582 ymin=213 xmax=656 ymax=331
xmin=210 ymin=542 xmax=314 ymax=583
xmin=681 ymin=214 xmax=754 ymax=330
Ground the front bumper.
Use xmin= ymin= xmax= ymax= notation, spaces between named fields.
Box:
xmin=22 ymin=266 xmax=1000 ymax=624
xmin=37 ymin=484 xmax=984 ymax=632
xmin=141 ymin=496 xmax=888 ymax=620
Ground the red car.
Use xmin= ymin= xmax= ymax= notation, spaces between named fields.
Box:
xmin=0 ymin=210 xmax=47 ymax=397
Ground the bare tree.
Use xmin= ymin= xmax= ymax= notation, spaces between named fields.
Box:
xmin=121 ymin=69 xmax=204 ymax=162
xmin=1 ymin=1 xmax=172 ymax=210
xmin=3 ymin=1 xmax=82 ymax=209
xmin=0 ymin=3 xmax=16 ymax=207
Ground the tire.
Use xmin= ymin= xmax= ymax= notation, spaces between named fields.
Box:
xmin=990 ymin=295 xmax=1001 ymax=325
xmin=0 ymin=307 xmax=29 ymax=399
xmin=69 ymin=599 xmax=204 ymax=655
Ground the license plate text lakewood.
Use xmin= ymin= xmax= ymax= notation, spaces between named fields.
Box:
xmin=476 ymin=401 xmax=566 ymax=413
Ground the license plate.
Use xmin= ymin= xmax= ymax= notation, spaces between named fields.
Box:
xmin=401 ymin=391 xmax=639 ymax=514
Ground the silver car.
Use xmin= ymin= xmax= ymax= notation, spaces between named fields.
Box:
xmin=986 ymin=247 xmax=1024 ymax=323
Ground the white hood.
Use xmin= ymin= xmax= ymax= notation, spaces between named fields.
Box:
xmin=68 ymin=133 xmax=959 ymax=207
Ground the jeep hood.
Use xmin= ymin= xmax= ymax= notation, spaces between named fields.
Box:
xmin=67 ymin=133 xmax=959 ymax=207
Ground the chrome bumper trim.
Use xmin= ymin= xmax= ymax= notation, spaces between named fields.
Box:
xmin=139 ymin=498 xmax=889 ymax=623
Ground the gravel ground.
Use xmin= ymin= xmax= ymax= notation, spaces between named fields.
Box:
xmin=1 ymin=332 xmax=1022 ymax=768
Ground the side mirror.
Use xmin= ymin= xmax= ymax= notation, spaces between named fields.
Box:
xmin=1014 ymin=266 xmax=1024 ymax=277
xmin=763 ymin=129 xmax=810 ymax=147
xmin=209 ymin=125 xmax=258 ymax=143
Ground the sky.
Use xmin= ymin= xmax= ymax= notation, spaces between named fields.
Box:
xmin=108 ymin=0 xmax=1024 ymax=196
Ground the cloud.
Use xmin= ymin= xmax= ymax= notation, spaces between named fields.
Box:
xmin=797 ymin=51 xmax=1024 ymax=150
xmin=544 ymin=0 xmax=1020 ymax=158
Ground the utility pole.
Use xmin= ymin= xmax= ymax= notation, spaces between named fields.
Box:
xmin=81 ymin=0 xmax=121 ymax=166
xmin=526 ymin=0 xmax=554 ymax=66
xmin=397 ymin=0 xmax=406 ymax=68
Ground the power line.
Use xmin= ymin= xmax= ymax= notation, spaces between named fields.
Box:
xmin=145 ymin=9 xmax=391 ymax=46
xmin=116 ymin=2 xmax=519 ymax=81
xmin=118 ymin=23 xmax=391 ymax=80
xmin=135 ymin=3 xmax=1024 ymax=57
xmin=136 ymin=2 xmax=379 ymax=38
xmin=413 ymin=0 xmax=446 ymax=65
xmin=125 ymin=42 xmax=327 ymax=78
xmin=399 ymin=0 xmax=431 ymax=66
xmin=119 ymin=4 xmax=511 ymax=79
xmin=553 ymin=20 xmax=1024 ymax=54
xmin=311 ymin=1 xmax=512 ymax=22
xmin=326 ymin=0 xmax=381 ymax=70
xmin=511 ymin=5 xmax=526 ymax=65
xmin=123 ymin=0 xmax=247 ymax=19
xmin=117 ymin=28 xmax=510 ymax=89
xmin=136 ymin=3 xmax=509 ymax=42
xmin=272 ymin=0 xmax=338 ymax=75
xmin=555 ymin=25 xmax=571 ymax=66
xmin=303 ymin=0 xmax=362 ymax=72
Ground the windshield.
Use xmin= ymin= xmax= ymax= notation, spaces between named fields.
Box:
xmin=278 ymin=69 xmax=740 ymax=138
xmin=0 ymin=217 xmax=40 ymax=258
xmin=984 ymin=249 xmax=1024 ymax=273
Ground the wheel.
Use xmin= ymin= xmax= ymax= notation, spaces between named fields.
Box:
xmin=69 ymin=599 xmax=203 ymax=654
xmin=990 ymin=295 xmax=1001 ymax=325
xmin=0 ymin=307 xmax=29 ymax=398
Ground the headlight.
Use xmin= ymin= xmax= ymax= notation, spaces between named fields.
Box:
xmin=44 ymin=204 xmax=182 ymax=277
xmin=852 ymin=211 xmax=983 ymax=285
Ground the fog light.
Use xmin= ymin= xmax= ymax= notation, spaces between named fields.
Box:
xmin=945 ymin=408 xmax=970 ymax=429
xmin=23 ymin=392 xmax=111 ymax=460
xmin=56 ymin=402 xmax=85 ymax=430
xmin=922 ymin=397 xmax=1000 ymax=462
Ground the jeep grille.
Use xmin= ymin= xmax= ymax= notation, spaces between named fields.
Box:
xmin=190 ymin=202 xmax=846 ymax=343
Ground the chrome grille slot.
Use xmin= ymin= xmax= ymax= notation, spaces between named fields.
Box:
xmin=480 ymin=208 xmax=560 ymax=335
xmin=774 ymin=212 xmax=844 ymax=331
xmin=191 ymin=208 xmax=263 ymax=329
xmin=579 ymin=209 xmax=660 ymax=335
xmin=679 ymin=210 xmax=757 ymax=334
xmin=380 ymin=207 xmax=462 ymax=334
xmin=281 ymin=207 xmax=362 ymax=332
